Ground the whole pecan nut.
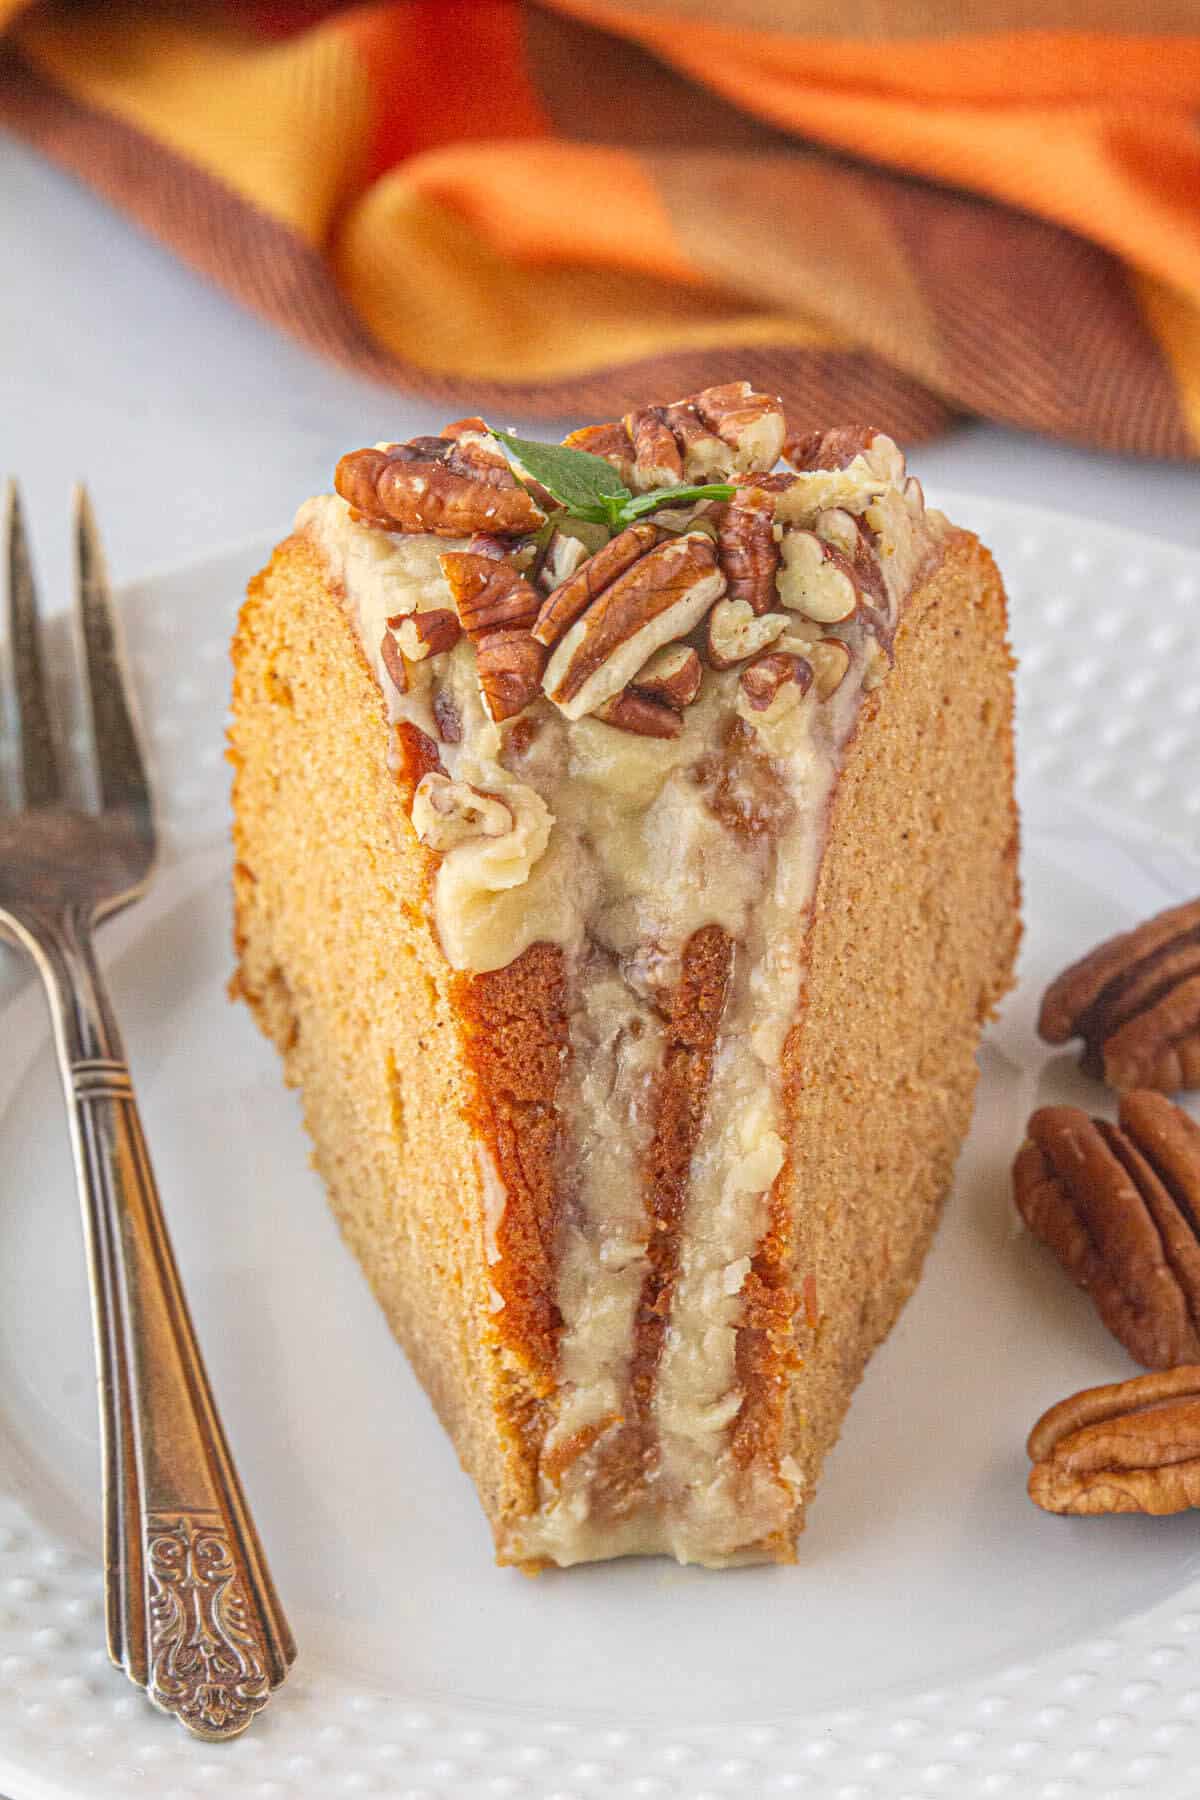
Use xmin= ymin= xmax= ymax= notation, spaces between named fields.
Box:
xmin=717 ymin=483 xmax=781 ymax=616
xmin=335 ymin=431 xmax=544 ymax=538
xmin=563 ymin=381 xmax=786 ymax=492
xmin=1038 ymin=897 xmax=1200 ymax=1092
xmin=1013 ymin=1092 xmax=1200 ymax=1368
xmin=541 ymin=531 xmax=724 ymax=721
xmin=1027 ymin=1365 xmax=1200 ymax=1515
xmin=440 ymin=553 xmax=547 ymax=722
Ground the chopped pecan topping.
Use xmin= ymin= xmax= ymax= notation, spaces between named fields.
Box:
xmin=777 ymin=529 xmax=861 ymax=624
xmin=627 ymin=407 xmax=684 ymax=487
xmin=786 ymin=424 xmax=876 ymax=472
xmin=785 ymin=424 xmax=904 ymax=485
xmin=903 ymin=474 xmax=926 ymax=516
xmin=411 ymin=772 xmax=514 ymax=850
xmin=441 ymin=554 xmax=540 ymax=637
xmin=718 ymin=484 xmax=781 ymax=616
xmin=692 ymin=717 xmax=795 ymax=842
xmin=563 ymin=381 xmax=785 ymax=492
xmin=1039 ymin=897 xmax=1200 ymax=1093
xmin=532 ymin=523 xmax=663 ymax=650
xmin=1027 ymin=1365 xmax=1200 ymax=1516
xmin=776 ymin=633 xmax=851 ymax=701
xmin=440 ymin=552 xmax=547 ymax=721
xmin=542 ymin=531 xmax=724 ymax=721
xmin=706 ymin=598 xmax=789 ymax=671
xmin=559 ymin=420 xmax=636 ymax=487
xmin=536 ymin=528 xmax=591 ymax=594
xmin=631 ymin=644 xmax=703 ymax=711
xmin=440 ymin=415 xmax=490 ymax=438
xmin=379 ymin=623 xmax=409 ymax=695
xmin=593 ymin=688 xmax=682 ymax=739
xmin=335 ymin=432 xmax=544 ymax=537
xmin=1013 ymin=1092 xmax=1200 ymax=1368
xmin=739 ymin=651 xmax=812 ymax=715
xmin=431 ymin=687 xmax=462 ymax=744
xmin=474 ymin=629 xmax=547 ymax=725
xmin=391 ymin=608 xmax=461 ymax=662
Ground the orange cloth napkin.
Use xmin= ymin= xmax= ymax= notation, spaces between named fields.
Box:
xmin=2 ymin=0 xmax=1199 ymax=454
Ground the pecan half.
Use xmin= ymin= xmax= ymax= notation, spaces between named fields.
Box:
xmin=532 ymin=523 xmax=663 ymax=649
xmin=563 ymin=381 xmax=785 ymax=492
xmin=717 ymin=484 xmax=780 ymax=615
xmin=440 ymin=553 xmax=547 ymax=721
xmin=1039 ymin=897 xmax=1200 ymax=1092
xmin=542 ymin=532 xmax=724 ymax=720
xmin=1013 ymin=1093 xmax=1200 ymax=1368
xmin=1028 ymin=1365 xmax=1200 ymax=1516
xmin=335 ymin=432 xmax=544 ymax=537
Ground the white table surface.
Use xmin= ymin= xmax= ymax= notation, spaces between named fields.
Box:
xmin=2 ymin=134 xmax=1197 ymax=613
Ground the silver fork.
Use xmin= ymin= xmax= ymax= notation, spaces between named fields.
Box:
xmin=0 ymin=486 xmax=294 ymax=1739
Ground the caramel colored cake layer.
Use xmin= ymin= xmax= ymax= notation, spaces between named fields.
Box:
xmin=229 ymin=390 xmax=1019 ymax=1567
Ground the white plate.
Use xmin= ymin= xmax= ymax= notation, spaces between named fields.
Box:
xmin=2 ymin=498 xmax=1200 ymax=1800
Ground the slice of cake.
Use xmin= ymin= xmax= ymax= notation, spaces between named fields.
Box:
xmin=229 ymin=384 xmax=1019 ymax=1568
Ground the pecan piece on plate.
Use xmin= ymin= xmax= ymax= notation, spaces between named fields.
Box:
xmin=563 ymin=381 xmax=786 ymax=492
xmin=1038 ymin=897 xmax=1200 ymax=1093
xmin=440 ymin=552 xmax=547 ymax=722
xmin=1027 ymin=1365 xmax=1200 ymax=1516
xmin=335 ymin=431 xmax=544 ymax=537
xmin=1013 ymin=1093 xmax=1200 ymax=1368
xmin=541 ymin=531 xmax=725 ymax=721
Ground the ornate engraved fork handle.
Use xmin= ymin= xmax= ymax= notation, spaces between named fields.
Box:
xmin=9 ymin=902 xmax=295 ymax=1738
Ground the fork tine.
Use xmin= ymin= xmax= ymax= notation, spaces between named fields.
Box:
xmin=74 ymin=486 xmax=152 ymax=830
xmin=5 ymin=479 xmax=63 ymax=808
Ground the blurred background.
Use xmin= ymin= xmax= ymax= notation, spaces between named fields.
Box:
xmin=0 ymin=0 xmax=1197 ymax=598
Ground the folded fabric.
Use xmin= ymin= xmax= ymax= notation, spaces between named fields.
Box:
xmin=2 ymin=0 xmax=1198 ymax=454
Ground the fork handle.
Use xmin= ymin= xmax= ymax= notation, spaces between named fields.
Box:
xmin=24 ymin=906 xmax=295 ymax=1738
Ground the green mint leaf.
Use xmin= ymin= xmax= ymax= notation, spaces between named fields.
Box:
xmin=617 ymin=482 xmax=736 ymax=524
xmin=494 ymin=431 xmax=632 ymax=512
